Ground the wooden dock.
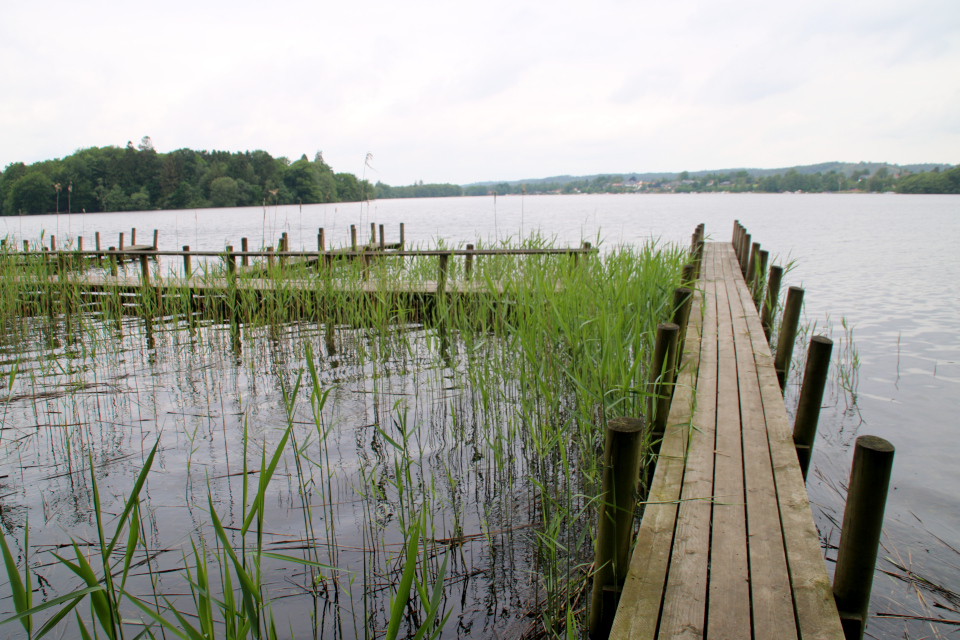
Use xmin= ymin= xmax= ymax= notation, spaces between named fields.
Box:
xmin=610 ymin=241 xmax=844 ymax=640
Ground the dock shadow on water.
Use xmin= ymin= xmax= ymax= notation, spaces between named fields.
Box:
xmin=0 ymin=235 xmax=686 ymax=639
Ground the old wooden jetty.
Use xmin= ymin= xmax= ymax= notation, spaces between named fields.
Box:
xmin=606 ymin=238 xmax=862 ymax=639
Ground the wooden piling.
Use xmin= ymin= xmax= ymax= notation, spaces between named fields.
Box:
xmin=437 ymin=253 xmax=449 ymax=298
xmin=131 ymin=228 xmax=136 ymax=246
xmin=379 ymin=224 xmax=385 ymax=251
xmin=671 ymin=287 xmax=694 ymax=379
xmin=226 ymin=246 xmax=236 ymax=276
xmin=761 ymin=265 xmax=784 ymax=342
xmin=23 ymin=240 xmax=29 ymax=252
xmin=589 ymin=416 xmax=646 ymax=639
xmin=465 ymin=244 xmax=474 ymax=279
xmin=318 ymin=228 xmax=325 ymax=252
xmin=350 ymin=225 xmax=357 ymax=252
xmin=739 ymin=233 xmax=751 ymax=275
xmin=152 ymin=229 xmax=159 ymax=249
xmin=681 ymin=263 xmax=695 ymax=287
xmin=833 ymin=436 xmax=895 ymax=640
xmin=108 ymin=248 xmax=118 ymax=277
xmin=241 ymin=238 xmax=249 ymax=267
xmin=95 ymin=232 xmax=101 ymax=265
xmin=752 ymin=249 xmax=769 ymax=308
xmin=183 ymin=246 xmax=191 ymax=277
xmin=774 ymin=286 xmax=805 ymax=390
xmin=746 ymin=242 xmax=760 ymax=290
xmin=267 ymin=247 xmax=275 ymax=270
xmin=399 ymin=222 xmax=405 ymax=248
xmin=51 ymin=235 xmax=56 ymax=251
xmin=119 ymin=232 xmax=125 ymax=252
xmin=140 ymin=253 xmax=150 ymax=285
xmin=648 ymin=322 xmax=680 ymax=439
xmin=793 ymin=336 xmax=834 ymax=480
xmin=370 ymin=222 xmax=376 ymax=246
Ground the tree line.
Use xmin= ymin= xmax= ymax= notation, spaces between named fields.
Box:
xmin=0 ymin=137 xmax=383 ymax=216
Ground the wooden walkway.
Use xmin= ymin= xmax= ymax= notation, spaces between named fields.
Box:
xmin=610 ymin=242 xmax=843 ymax=640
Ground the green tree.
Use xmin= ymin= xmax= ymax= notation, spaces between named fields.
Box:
xmin=10 ymin=172 xmax=54 ymax=214
xmin=210 ymin=176 xmax=240 ymax=207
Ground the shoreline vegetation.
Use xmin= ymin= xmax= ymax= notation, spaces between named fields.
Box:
xmin=2 ymin=137 xmax=957 ymax=216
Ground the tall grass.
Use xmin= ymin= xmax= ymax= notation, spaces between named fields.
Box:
xmin=0 ymin=232 xmax=687 ymax=639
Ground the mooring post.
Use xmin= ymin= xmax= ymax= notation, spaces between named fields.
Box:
xmin=671 ymin=286 xmax=694 ymax=377
xmin=280 ymin=233 xmax=288 ymax=269
xmin=399 ymin=222 xmax=405 ymax=248
xmin=437 ymin=253 xmax=449 ymax=298
xmin=681 ymin=263 xmax=695 ymax=287
xmin=774 ymin=286 xmax=805 ymax=390
xmin=833 ymin=436 xmax=895 ymax=640
xmin=119 ymin=233 xmax=125 ymax=262
xmin=752 ymin=249 xmax=769 ymax=308
xmin=183 ymin=246 xmax=191 ymax=278
xmin=761 ymin=265 xmax=784 ymax=341
xmin=583 ymin=241 xmax=592 ymax=263
xmin=793 ymin=336 xmax=834 ymax=480
xmin=131 ymin=228 xmax=136 ymax=246
xmin=267 ymin=246 xmax=275 ymax=270
xmin=370 ymin=222 xmax=376 ymax=246
xmin=465 ymin=244 xmax=474 ymax=280
xmin=732 ymin=220 xmax=739 ymax=243
xmin=318 ymin=228 xmax=325 ymax=252
xmin=739 ymin=233 xmax=751 ymax=276
xmin=51 ymin=235 xmax=56 ymax=251
xmin=226 ymin=245 xmax=236 ymax=277
xmin=589 ymin=416 xmax=646 ymax=640
xmin=648 ymin=322 xmax=680 ymax=440
xmin=379 ymin=224 xmax=385 ymax=252
xmin=747 ymin=242 xmax=760 ymax=290
xmin=152 ymin=229 xmax=159 ymax=250
xmin=108 ymin=247 xmax=118 ymax=277
xmin=95 ymin=232 xmax=102 ymax=266
xmin=240 ymin=238 xmax=249 ymax=267
xmin=139 ymin=253 xmax=150 ymax=285
xmin=23 ymin=240 xmax=29 ymax=252
xmin=350 ymin=225 xmax=357 ymax=256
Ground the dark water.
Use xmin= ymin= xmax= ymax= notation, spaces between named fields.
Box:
xmin=3 ymin=193 xmax=959 ymax=637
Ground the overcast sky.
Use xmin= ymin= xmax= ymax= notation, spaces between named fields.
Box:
xmin=1 ymin=0 xmax=957 ymax=184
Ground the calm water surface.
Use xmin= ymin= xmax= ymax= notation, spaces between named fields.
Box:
xmin=3 ymin=193 xmax=959 ymax=636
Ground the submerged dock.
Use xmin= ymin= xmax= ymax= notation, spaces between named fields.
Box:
xmin=610 ymin=241 xmax=844 ymax=639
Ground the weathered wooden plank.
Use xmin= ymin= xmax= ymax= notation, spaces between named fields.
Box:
xmin=656 ymin=241 xmax=719 ymax=639
xmin=706 ymin=243 xmax=751 ymax=639
xmin=724 ymin=244 xmax=798 ymax=640
xmin=728 ymin=247 xmax=845 ymax=640
xmin=610 ymin=265 xmax=704 ymax=640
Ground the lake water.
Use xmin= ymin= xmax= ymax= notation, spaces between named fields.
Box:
xmin=2 ymin=193 xmax=959 ymax=637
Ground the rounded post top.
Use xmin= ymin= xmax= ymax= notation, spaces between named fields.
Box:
xmin=608 ymin=416 xmax=645 ymax=433
xmin=856 ymin=435 xmax=895 ymax=454
xmin=787 ymin=285 xmax=805 ymax=294
xmin=657 ymin=322 xmax=680 ymax=332
xmin=811 ymin=335 xmax=833 ymax=346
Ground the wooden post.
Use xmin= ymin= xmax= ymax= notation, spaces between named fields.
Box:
xmin=671 ymin=286 xmax=694 ymax=376
xmin=139 ymin=253 xmax=150 ymax=285
xmin=267 ymin=246 xmax=275 ymax=270
xmin=370 ymin=222 xmax=376 ymax=246
xmin=648 ymin=322 xmax=680 ymax=439
xmin=131 ymin=228 xmax=136 ymax=246
xmin=379 ymin=224 xmax=385 ymax=251
xmin=23 ymin=240 xmax=29 ymax=252
xmin=108 ymin=247 xmax=118 ymax=277
xmin=732 ymin=220 xmax=739 ymax=243
xmin=226 ymin=246 xmax=236 ymax=277
xmin=752 ymin=249 xmax=769 ymax=308
xmin=761 ymin=265 xmax=784 ymax=342
xmin=739 ymin=233 xmax=751 ymax=275
xmin=681 ymin=263 xmax=695 ymax=287
xmin=399 ymin=222 xmax=405 ymax=248
xmin=583 ymin=241 xmax=592 ymax=263
xmin=437 ymin=253 xmax=449 ymax=298
xmin=793 ymin=336 xmax=834 ymax=480
xmin=465 ymin=244 xmax=474 ymax=280
xmin=95 ymin=232 xmax=101 ymax=265
xmin=183 ymin=246 xmax=191 ymax=278
xmin=774 ymin=286 xmax=805 ymax=390
xmin=152 ymin=229 xmax=159 ymax=249
xmin=119 ymin=232 xmax=125 ymax=252
xmin=318 ymin=228 xmax=325 ymax=252
xmin=50 ymin=235 xmax=56 ymax=251
xmin=280 ymin=233 xmax=288 ymax=269
xmin=833 ymin=436 xmax=895 ymax=640
xmin=746 ymin=242 xmax=760 ymax=289
xmin=589 ymin=416 xmax=646 ymax=639
xmin=241 ymin=238 xmax=249 ymax=267
xmin=77 ymin=237 xmax=83 ymax=252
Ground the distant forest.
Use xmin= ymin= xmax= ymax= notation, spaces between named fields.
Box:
xmin=2 ymin=141 xmax=957 ymax=216
xmin=0 ymin=138 xmax=390 ymax=216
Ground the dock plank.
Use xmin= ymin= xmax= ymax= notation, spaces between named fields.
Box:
xmin=656 ymin=235 xmax=719 ymax=639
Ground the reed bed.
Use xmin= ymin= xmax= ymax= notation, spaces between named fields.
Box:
xmin=0 ymin=232 xmax=687 ymax=639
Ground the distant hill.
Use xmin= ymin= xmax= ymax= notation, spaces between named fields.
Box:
xmin=464 ymin=161 xmax=955 ymax=187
